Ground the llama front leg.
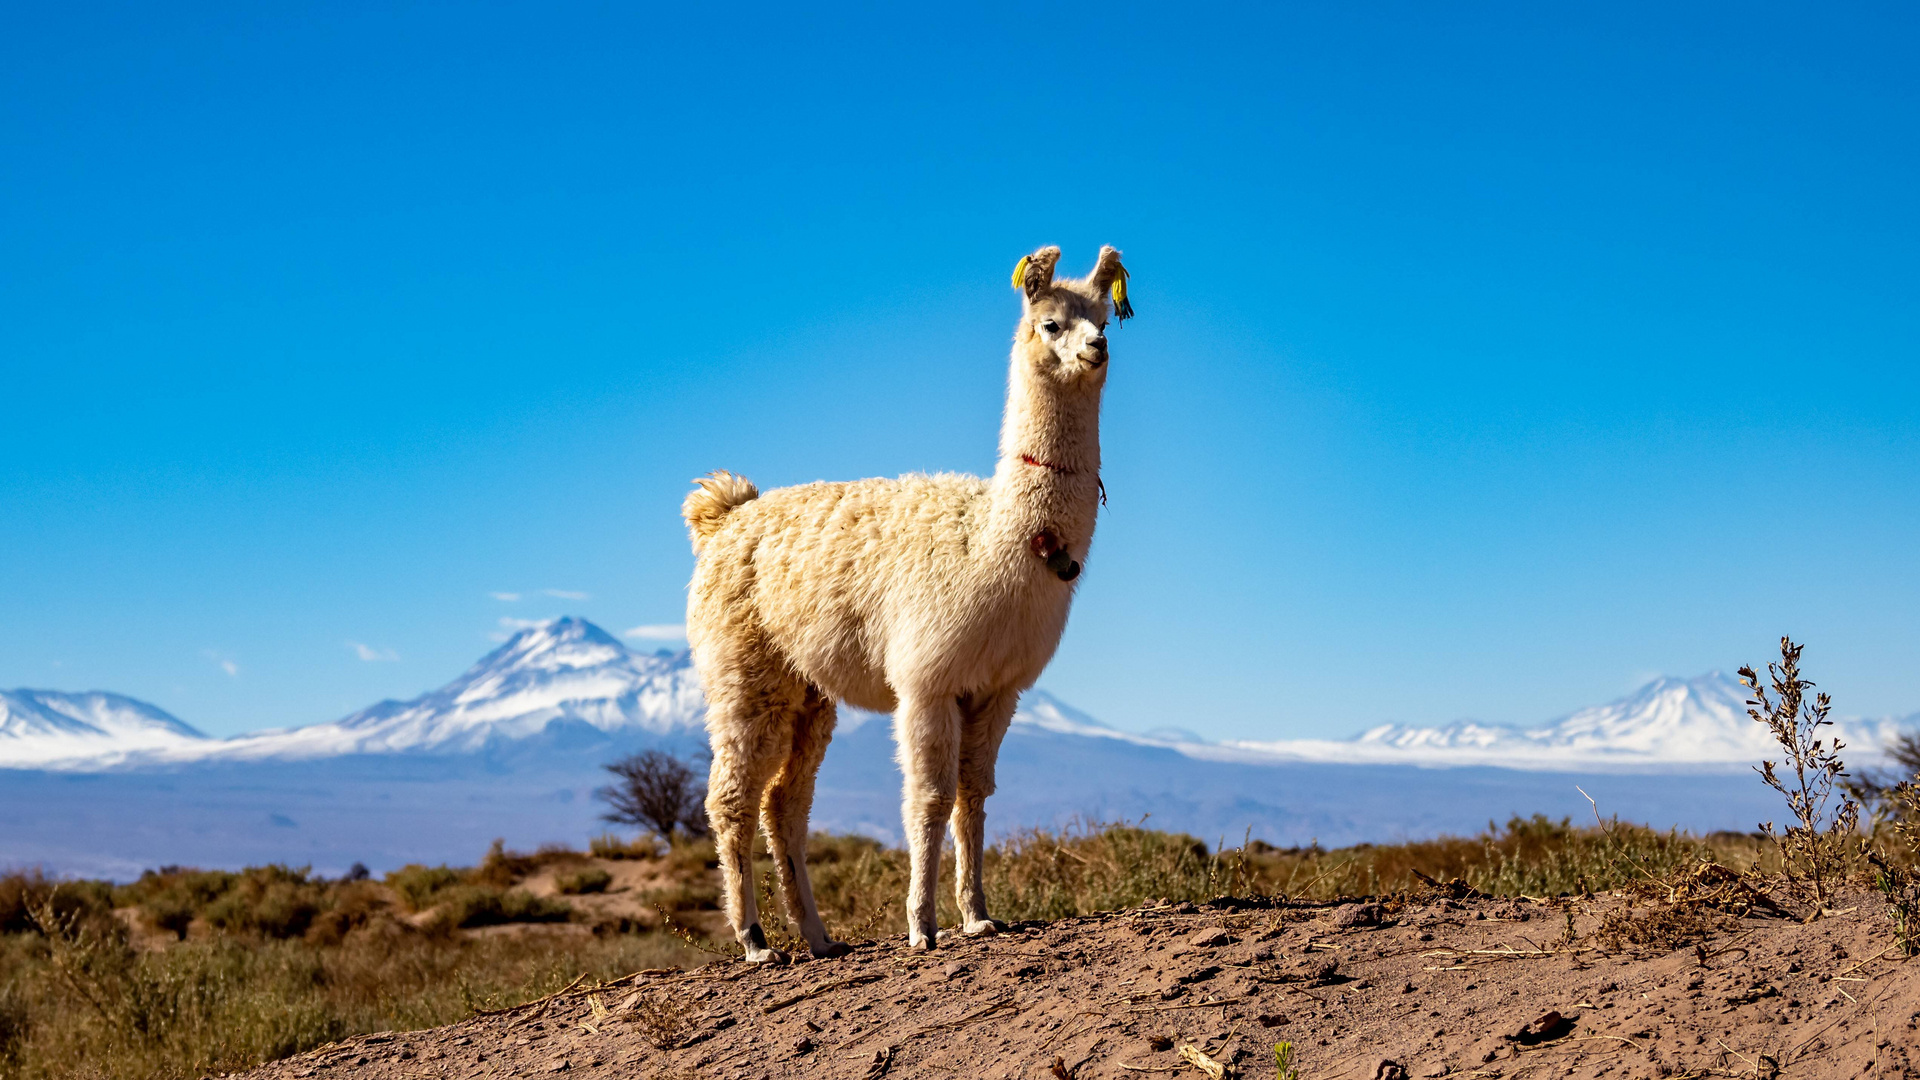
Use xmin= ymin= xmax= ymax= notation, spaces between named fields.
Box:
xmin=950 ymin=690 xmax=1017 ymax=936
xmin=896 ymin=694 xmax=962 ymax=950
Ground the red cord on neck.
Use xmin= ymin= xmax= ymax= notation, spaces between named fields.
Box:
xmin=1019 ymin=454 xmax=1073 ymax=474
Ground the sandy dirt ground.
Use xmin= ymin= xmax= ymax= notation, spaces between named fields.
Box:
xmin=240 ymin=889 xmax=1919 ymax=1080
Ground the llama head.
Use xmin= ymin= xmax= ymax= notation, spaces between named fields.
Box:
xmin=1011 ymin=245 xmax=1132 ymax=384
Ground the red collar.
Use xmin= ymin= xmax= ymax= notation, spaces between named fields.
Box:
xmin=1019 ymin=453 xmax=1074 ymax=475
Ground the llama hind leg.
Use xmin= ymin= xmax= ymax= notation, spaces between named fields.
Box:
xmin=949 ymin=690 xmax=1017 ymax=937
xmin=896 ymin=693 xmax=962 ymax=950
xmin=760 ymin=687 xmax=851 ymax=958
xmin=705 ymin=696 xmax=792 ymax=964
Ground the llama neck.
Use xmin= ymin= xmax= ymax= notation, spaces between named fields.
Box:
xmin=986 ymin=352 xmax=1103 ymax=550
xmin=997 ymin=363 xmax=1102 ymax=474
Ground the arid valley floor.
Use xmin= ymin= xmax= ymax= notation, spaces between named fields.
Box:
xmin=241 ymin=888 xmax=1919 ymax=1080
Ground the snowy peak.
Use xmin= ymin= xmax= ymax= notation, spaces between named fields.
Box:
xmin=1537 ymin=672 xmax=1757 ymax=757
xmin=235 ymin=618 xmax=704 ymax=757
xmin=0 ymin=689 xmax=210 ymax=767
xmin=466 ymin=617 xmax=632 ymax=682
xmin=1224 ymin=671 xmax=1902 ymax=771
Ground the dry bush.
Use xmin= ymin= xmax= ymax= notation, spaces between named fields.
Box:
xmin=628 ymin=990 xmax=697 ymax=1050
xmin=1741 ymin=636 xmax=1861 ymax=914
xmin=1595 ymin=904 xmax=1722 ymax=953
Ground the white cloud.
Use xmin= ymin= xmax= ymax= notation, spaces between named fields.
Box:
xmin=624 ymin=623 xmax=687 ymax=641
xmin=543 ymin=589 xmax=590 ymax=601
xmin=202 ymin=649 xmax=240 ymax=678
xmin=499 ymin=617 xmax=548 ymax=631
xmin=347 ymin=642 xmax=400 ymax=662
xmin=490 ymin=592 xmax=522 ymax=602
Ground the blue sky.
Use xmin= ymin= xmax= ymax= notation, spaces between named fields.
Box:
xmin=3 ymin=3 xmax=1916 ymax=740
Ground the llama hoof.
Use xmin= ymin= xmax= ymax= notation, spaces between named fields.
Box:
xmin=961 ymin=918 xmax=1008 ymax=936
xmin=905 ymin=933 xmax=938 ymax=952
xmin=743 ymin=947 xmax=791 ymax=965
xmin=809 ymin=940 xmax=855 ymax=959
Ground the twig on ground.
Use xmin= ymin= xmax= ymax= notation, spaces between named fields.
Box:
xmin=1126 ymin=997 xmax=1245 ymax=1014
xmin=761 ymin=972 xmax=886 ymax=1013
xmin=471 ymin=973 xmax=590 ymax=1016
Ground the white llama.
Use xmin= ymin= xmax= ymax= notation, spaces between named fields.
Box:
xmin=683 ymin=245 xmax=1131 ymax=960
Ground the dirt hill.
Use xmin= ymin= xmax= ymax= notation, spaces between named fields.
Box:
xmin=240 ymin=888 xmax=1918 ymax=1080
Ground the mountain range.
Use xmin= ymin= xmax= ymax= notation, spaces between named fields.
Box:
xmin=2 ymin=617 xmax=1903 ymax=772
xmin=1 ymin=617 xmax=1908 ymax=878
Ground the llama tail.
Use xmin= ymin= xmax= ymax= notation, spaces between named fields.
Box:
xmin=682 ymin=471 xmax=759 ymax=554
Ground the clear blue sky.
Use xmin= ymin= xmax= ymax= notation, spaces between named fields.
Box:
xmin=4 ymin=3 xmax=1916 ymax=740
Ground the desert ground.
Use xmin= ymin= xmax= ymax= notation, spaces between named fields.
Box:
xmin=239 ymin=885 xmax=1918 ymax=1080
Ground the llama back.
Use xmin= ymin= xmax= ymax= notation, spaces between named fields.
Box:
xmin=685 ymin=471 xmax=998 ymax=709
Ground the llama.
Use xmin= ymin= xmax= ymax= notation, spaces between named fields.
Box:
xmin=683 ymin=245 xmax=1131 ymax=960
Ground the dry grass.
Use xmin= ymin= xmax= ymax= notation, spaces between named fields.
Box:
xmin=0 ymin=907 xmax=689 ymax=1080
xmin=775 ymin=815 xmax=1781 ymax=944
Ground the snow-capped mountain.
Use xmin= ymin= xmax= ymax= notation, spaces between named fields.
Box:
xmin=215 ymin=617 xmax=705 ymax=759
xmin=0 ymin=689 xmax=211 ymax=768
xmin=1218 ymin=673 xmax=1904 ymax=771
xmin=0 ymin=620 xmax=1906 ymax=772
xmin=0 ymin=618 xmax=704 ymax=769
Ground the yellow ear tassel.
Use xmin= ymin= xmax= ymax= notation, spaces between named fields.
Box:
xmin=1011 ymin=255 xmax=1031 ymax=290
xmin=1110 ymin=265 xmax=1134 ymax=322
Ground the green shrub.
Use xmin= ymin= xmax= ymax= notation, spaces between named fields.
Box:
xmin=383 ymin=864 xmax=468 ymax=911
xmin=588 ymin=833 xmax=656 ymax=860
xmin=554 ymin=867 xmax=611 ymax=895
xmin=201 ymin=866 xmax=327 ymax=939
xmin=0 ymin=870 xmax=114 ymax=936
xmin=474 ymin=840 xmax=584 ymax=889
xmin=421 ymin=885 xmax=570 ymax=932
xmin=118 ymin=869 xmax=240 ymax=939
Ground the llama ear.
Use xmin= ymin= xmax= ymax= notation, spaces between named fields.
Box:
xmin=1011 ymin=246 xmax=1061 ymax=301
xmin=1087 ymin=245 xmax=1133 ymax=323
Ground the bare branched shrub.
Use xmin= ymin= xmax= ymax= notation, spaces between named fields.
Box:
xmin=596 ymin=750 xmax=708 ymax=840
xmin=1740 ymin=636 xmax=1859 ymax=914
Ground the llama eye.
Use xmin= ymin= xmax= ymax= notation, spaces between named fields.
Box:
xmin=1041 ymin=320 xmax=1060 ymax=335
